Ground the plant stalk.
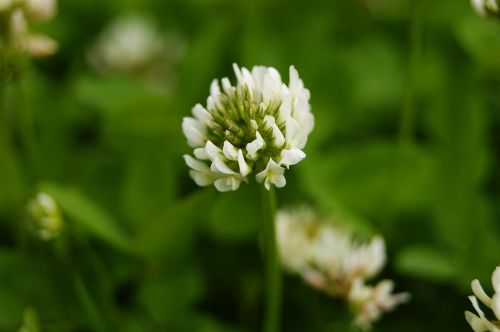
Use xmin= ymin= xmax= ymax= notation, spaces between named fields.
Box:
xmin=261 ymin=186 xmax=281 ymax=332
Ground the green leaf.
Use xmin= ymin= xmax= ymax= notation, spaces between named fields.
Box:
xmin=39 ymin=182 xmax=131 ymax=252
xmin=300 ymin=141 xmax=435 ymax=217
xmin=140 ymin=266 xmax=204 ymax=324
xmin=134 ymin=189 xmax=214 ymax=257
xmin=120 ymin=151 xmax=176 ymax=230
xmin=395 ymin=245 xmax=456 ymax=282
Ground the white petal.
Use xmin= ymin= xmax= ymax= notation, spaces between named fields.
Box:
xmin=493 ymin=267 xmax=500 ymax=293
xmin=465 ymin=311 xmax=488 ymax=332
xmin=246 ymin=131 xmax=265 ymax=159
xmin=250 ymin=119 xmax=258 ymax=130
xmin=232 ymin=63 xmax=243 ymax=85
xmin=280 ymin=148 xmax=306 ymax=168
xmin=221 ymin=77 xmax=232 ymax=94
xmin=194 ymin=147 xmax=209 ymax=160
xmin=368 ymin=236 xmax=386 ymax=276
xmin=262 ymin=69 xmax=283 ymax=105
xmin=492 ymin=293 xmax=500 ymax=320
xmin=285 ymin=117 xmax=300 ymax=146
xmin=204 ymin=141 xmax=223 ymax=161
xmin=210 ymin=79 xmax=220 ymax=96
xmin=189 ymin=170 xmax=213 ymax=186
xmin=211 ymin=157 xmax=237 ymax=175
xmin=214 ymin=176 xmax=240 ymax=192
xmin=264 ymin=115 xmax=285 ymax=148
xmin=256 ymin=159 xmax=286 ymax=190
xmin=237 ymin=149 xmax=251 ymax=176
xmin=183 ymin=154 xmax=208 ymax=172
xmin=470 ymin=296 xmax=487 ymax=318
xmin=472 ymin=280 xmax=492 ymax=307
xmin=182 ymin=117 xmax=206 ymax=148
xmin=192 ymin=103 xmax=211 ymax=124
xmin=288 ymin=66 xmax=302 ymax=90
xmin=223 ymin=140 xmax=239 ymax=160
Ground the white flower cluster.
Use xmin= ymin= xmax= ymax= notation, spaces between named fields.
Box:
xmin=466 ymin=267 xmax=500 ymax=332
xmin=276 ymin=206 xmax=409 ymax=330
xmin=183 ymin=64 xmax=314 ymax=191
xmin=26 ymin=192 xmax=63 ymax=240
xmin=0 ymin=0 xmax=58 ymax=59
xmin=471 ymin=0 xmax=500 ymax=18
xmin=88 ymin=15 xmax=184 ymax=87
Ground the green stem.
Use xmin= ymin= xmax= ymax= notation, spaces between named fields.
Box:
xmin=261 ymin=186 xmax=281 ymax=332
xmin=15 ymin=80 xmax=39 ymax=175
xmin=73 ymin=272 xmax=107 ymax=332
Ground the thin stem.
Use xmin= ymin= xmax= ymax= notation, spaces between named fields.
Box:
xmin=72 ymin=272 xmax=107 ymax=332
xmin=15 ymin=79 xmax=39 ymax=175
xmin=261 ymin=186 xmax=281 ymax=332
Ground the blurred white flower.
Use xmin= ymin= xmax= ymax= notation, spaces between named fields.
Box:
xmin=183 ymin=64 xmax=314 ymax=191
xmin=471 ymin=0 xmax=500 ymax=18
xmin=277 ymin=206 xmax=386 ymax=296
xmin=0 ymin=0 xmax=57 ymax=60
xmin=465 ymin=267 xmax=500 ymax=332
xmin=349 ymin=279 xmax=410 ymax=330
xmin=26 ymin=192 xmax=63 ymax=241
xmin=24 ymin=0 xmax=56 ymax=21
xmin=88 ymin=15 xmax=185 ymax=89
xmin=276 ymin=206 xmax=408 ymax=330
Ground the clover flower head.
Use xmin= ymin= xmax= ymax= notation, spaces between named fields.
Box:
xmin=24 ymin=0 xmax=56 ymax=22
xmin=87 ymin=15 xmax=184 ymax=90
xmin=183 ymin=64 xmax=314 ymax=191
xmin=276 ymin=206 xmax=408 ymax=329
xmin=276 ymin=206 xmax=386 ymax=296
xmin=89 ymin=16 xmax=164 ymax=73
xmin=465 ymin=267 xmax=500 ymax=332
xmin=0 ymin=0 xmax=57 ymax=77
xmin=26 ymin=192 xmax=63 ymax=240
xmin=471 ymin=0 xmax=500 ymax=18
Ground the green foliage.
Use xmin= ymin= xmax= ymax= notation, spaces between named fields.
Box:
xmin=0 ymin=0 xmax=499 ymax=331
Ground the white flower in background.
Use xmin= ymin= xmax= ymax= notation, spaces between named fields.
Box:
xmin=349 ymin=279 xmax=410 ymax=330
xmin=276 ymin=206 xmax=408 ymax=330
xmin=471 ymin=0 xmax=500 ymax=18
xmin=24 ymin=0 xmax=56 ymax=21
xmin=26 ymin=192 xmax=63 ymax=240
xmin=88 ymin=15 xmax=185 ymax=88
xmin=465 ymin=267 xmax=500 ymax=332
xmin=0 ymin=0 xmax=57 ymax=59
xmin=277 ymin=206 xmax=386 ymax=296
xmin=183 ymin=64 xmax=314 ymax=191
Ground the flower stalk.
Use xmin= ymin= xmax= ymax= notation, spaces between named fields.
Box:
xmin=261 ymin=186 xmax=281 ymax=332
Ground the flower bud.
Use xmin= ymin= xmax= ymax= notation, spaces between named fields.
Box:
xmin=26 ymin=192 xmax=63 ymax=241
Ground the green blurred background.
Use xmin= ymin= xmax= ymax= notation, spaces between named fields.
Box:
xmin=1 ymin=0 xmax=500 ymax=331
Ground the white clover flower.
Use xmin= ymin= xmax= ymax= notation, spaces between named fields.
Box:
xmin=24 ymin=0 xmax=56 ymax=21
xmin=183 ymin=64 xmax=314 ymax=191
xmin=465 ymin=267 xmax=500 ymax=332
xmin=26 ymin=192 xmax=63 ymax=240
xmin=276 ymin=206 xmax=408 ymax=329
xmin=0 ymin=0 xmax=57 ymax=61
xmin=88 ymin=16 xmax=164 ymax=73
xmin=87 ymin=15 xmax=184 ymax=89
xmin=349 ymin=279 xmax=410 ymax=330
xmin=471 ymin=0 xmax=500 ymax=18
xmin=276 ymin=206 xmax=386 ymax=296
